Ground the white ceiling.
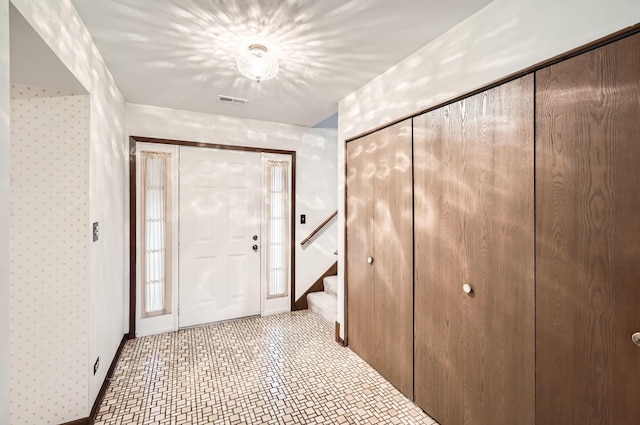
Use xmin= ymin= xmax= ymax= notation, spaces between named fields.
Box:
xmin=71 ymin=0 xmax=492 ymax=127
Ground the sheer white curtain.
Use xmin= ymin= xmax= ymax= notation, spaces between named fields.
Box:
xmin=141 ymin=152 xmax=172 ymax=316
xmin=266 ymin=160 xmax=289 ymax=298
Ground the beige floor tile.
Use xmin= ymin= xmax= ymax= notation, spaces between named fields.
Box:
xmin=95 ymin=311 xmax=438 ymax=425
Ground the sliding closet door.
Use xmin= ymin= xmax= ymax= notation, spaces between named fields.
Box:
xmin=346 ymin=136 xmax=375 ymax=365
xmin=414 ymin=102 xmax=465 ymax=425
xmin=372 ymin=120 xmax=413 ymax=398
xmin=536 ymin=33 xmax=640 ymax=425
xmin=346 ymin=119 xmax=413 ymax=398
xmin=414 ymin=75 xmax=535 ymax=425
xmin=463 ymin=75 xmax=534 ymax=425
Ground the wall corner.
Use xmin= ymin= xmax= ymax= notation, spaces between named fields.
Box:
xmin=0 ymin=0 xmax=10 ymax=423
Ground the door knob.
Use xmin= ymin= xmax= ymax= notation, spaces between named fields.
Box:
xmin=367 ymin=256 xmax=374 ymax=264
xmin=632 ymin=333 xmax=640 ymax=346
xmin=463 ymin=283 xmax=473 ymax=294
xmin=253 ymin=235 xmax=258 ymax=241
xmin=252 ymin=244 xmax=258 ymax=252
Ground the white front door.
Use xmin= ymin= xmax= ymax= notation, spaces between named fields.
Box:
xmin=178 ymin=146 xmax=262 ymax=327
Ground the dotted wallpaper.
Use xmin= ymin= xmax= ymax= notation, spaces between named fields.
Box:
xmin=9 ymin=84 xmax=90 ymax=425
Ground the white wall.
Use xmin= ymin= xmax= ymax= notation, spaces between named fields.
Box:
xmin=9 ymin=0 xmax=126 ymax=417
xmin=0 ymin=1 xmax=9 ymax=424
xmin=126 ymin=103 xmax=338 ymax=314
xmin=337 ymin=0 xmax=640 ymax=337
xmin=9 ymin=85 xmax=90 ymax=425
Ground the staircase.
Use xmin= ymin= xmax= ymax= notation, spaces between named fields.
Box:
xmin=307 ymin=274 xmax=337 ymax=326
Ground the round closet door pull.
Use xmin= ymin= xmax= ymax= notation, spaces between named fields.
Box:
xmin=632 ymin=333 xmax=640 ymax=347
xmin=463 ymin=283 xmax=473 ymax=294
xmin=367 ymin=256 xmax=374 ymax=264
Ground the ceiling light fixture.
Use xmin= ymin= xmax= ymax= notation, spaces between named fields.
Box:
xmin=237 ymin=44 xmax=279 ymax=83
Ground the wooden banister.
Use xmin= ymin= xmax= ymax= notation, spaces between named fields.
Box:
xmin=300 ymin=210 xmax=337 ymax=246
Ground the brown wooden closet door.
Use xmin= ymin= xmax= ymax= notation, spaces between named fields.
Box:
xmin=414 ymin=76 xmax=535 ymax=425
xmin=372 ymin=120 xmax=413 ymax=398
xmin=536 ymin=32 xmax=640 ymax=425
xmin=346 ymin=135 xmax=375 ymax=365
xmin=414 ymin=102 xmax=466 ymax=425
xmin=462 ymin=75 xmax=535 ymax=425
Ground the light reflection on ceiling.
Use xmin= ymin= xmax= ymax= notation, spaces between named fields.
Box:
xmin=71 ymin=0 xmax=493 ymax=127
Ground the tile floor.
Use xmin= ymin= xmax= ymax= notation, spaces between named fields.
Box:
xmin=95 ymin=311 xmax=438 ymax=425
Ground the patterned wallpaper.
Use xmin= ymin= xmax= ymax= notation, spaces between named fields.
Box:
xmin=9 ymin=84 xmax=90 ymax=424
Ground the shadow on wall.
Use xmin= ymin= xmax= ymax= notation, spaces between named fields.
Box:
xmin=338 ymin=1 xmax=532 ymax=140
xmin=8 ymin=0 xmax=129 ymax=422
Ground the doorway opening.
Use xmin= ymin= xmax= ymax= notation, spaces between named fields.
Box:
xmin=130 ymin=137 xmax=296 ymax=337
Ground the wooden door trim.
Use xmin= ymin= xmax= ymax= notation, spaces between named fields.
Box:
xmin=128 ymin=136 xmax=297 ymax=338
xmin=343 ymin=139 xmax=349 ymax=346
xmin=343 ymin=22 xmax=640 ymax=144
xmin=128 ymin=139 xmax=136 ymax=339
xmin=410 ymin=117 xmax=415 ymax=400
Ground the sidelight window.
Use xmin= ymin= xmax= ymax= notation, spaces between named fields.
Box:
xmin=141 ymin=151 xmax=172 ymax=316
xmin=266 ymin=160 xmax=290 ymax=298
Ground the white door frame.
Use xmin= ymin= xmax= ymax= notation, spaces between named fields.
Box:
xmin=129 ymin=137 xmax=297 ymax=338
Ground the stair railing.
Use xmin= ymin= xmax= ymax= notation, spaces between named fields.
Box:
xmin=300 ymin=210 xmax=337 ymax=246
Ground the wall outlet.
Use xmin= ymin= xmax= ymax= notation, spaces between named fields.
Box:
xmin=301 ymin=214 xmax=306 ymax=224
xmin=93 ymin=222 xmax=99 ymax=242
xmin=93 ymin=357 xmax=99 ymax=375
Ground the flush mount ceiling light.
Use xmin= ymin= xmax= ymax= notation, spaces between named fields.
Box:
xmin=236 ymin=44 xmax=279 ymax=83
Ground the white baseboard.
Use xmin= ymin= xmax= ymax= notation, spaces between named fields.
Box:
xmin=261 ymin=308 xmax=291 ymax=317
xmin=136 ymin=327 xmax=176 ymax=337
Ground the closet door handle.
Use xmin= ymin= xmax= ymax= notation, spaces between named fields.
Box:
xmin=367 ymin=256 xmax=374 ymax=264
xmin=463 ymin=283 xmax=473 ymax=294
xmin=632 ymin=332 xmax=640 ymax=347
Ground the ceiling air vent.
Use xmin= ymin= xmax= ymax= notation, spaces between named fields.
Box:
xmin=218 ymin=95 xmax=249 ymax=106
